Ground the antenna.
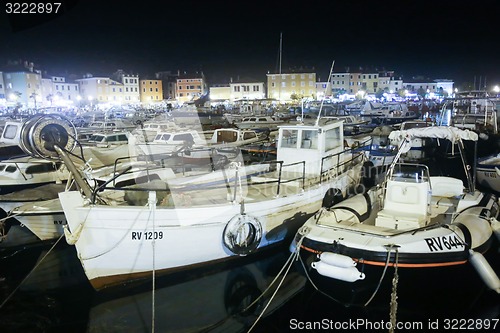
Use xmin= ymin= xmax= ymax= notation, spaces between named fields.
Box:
xmin=315 ymin=60 xmax=335 ymax=126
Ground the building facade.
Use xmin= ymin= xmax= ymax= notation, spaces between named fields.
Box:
xmin=111 ymin=70 xmax=140 ymax=103
xmin=2 ymin=70 xmax=42 ymax=108
xmin=40 ymin=75 xmax=80 ymax=107
xmin=266 ymin=71 xmax=317 ymax=102
xmin=139 ymin=79 xmax=163 ymax=103
xmin=176 ymin=73 xmax=207 ymax=103
xmin=229 ymin=78 xmax=265 ymax=101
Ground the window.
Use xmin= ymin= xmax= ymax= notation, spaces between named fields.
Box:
xmin=253 ymin=85 xmax=259 ymax=91
xmin=3 ymin=125 xmax=18 ymax=139
xmin=301 ymin=130 xmax=318 ymax=149
xmin=25 ymin=162 xmax=60 ymax=174
xmin=173 ymin=133 xmax=195 ymax=143
xmin=281 ymin=129 xmax=298 ymax=148
xmin=325 ymin=128 xmax=341 ymax=150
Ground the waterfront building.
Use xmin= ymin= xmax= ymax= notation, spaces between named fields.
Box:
xmin=176 ymin=72 xmax=207 ymax=103
xmin=139 ymin=78 xmax=163 ymax=104
xmin=266 ymin=70 xmax=317 ymax=102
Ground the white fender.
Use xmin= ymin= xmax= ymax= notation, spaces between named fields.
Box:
xmin=318 ymin=252 xmax=357 ymax=268
xmin=469 ymin=250 xmax=500 ymax=294
xmin=312 ymin=260 xmax=365 ymax=282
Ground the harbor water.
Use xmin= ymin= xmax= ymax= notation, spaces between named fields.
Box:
xmin=0 ymin=238 xmax=499 ymax=333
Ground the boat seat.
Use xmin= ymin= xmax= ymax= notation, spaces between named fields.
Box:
xmin=429 ymin=176 xmax=463 ymax=197
xmin=375 ymin=179 xmax=430 ymax=229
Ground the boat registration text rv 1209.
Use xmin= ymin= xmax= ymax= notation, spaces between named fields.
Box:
xmin=131 ymin=231 xmax=164 ymax=240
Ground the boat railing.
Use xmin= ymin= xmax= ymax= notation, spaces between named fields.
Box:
xmin=89 ymin=156 xmax=307 ymax=204
xmin=320 ymin=147 xmax=366 ymax=184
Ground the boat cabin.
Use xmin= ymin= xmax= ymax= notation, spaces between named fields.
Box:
xmin=85 ymin=132 xmax=129 ymax=147
xmin=277 ymin=120 xmax=344 ymax=175
xmin=208 ymin=128 xmax=260 ymax=145
xmin=152 ymin=130 xmax=206 ymax=147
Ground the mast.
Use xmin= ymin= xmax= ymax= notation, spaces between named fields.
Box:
xmin=279 ymin=32 xmax=282 ymax=75
xmin=278 ymin=32 xmax=282 ymax=102
xmin=315 ymin=60 xmax=335 ymax=126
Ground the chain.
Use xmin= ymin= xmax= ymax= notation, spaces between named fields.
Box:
xmin=389 ymin=249 xmax=399 ymax=333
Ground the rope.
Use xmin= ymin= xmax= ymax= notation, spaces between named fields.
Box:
xmin=246 ymin=227 xmax=308 ymax=332
xmin=364 ymin=244 xmax=395 ymax=306
xmin=79 ymin=204 xmax=149 ymax=260
xmin=0 ymin=233 xmax=64 ymax=309
xmin=149 ymin=192 xmax=156 ymax=333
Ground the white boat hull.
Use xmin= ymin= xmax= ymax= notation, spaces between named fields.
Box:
xmin=60 ymin=170 xmax=358 ymax=289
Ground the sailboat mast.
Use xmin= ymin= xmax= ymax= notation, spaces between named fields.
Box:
xmin=279 ymin=32 xmax=282 ymax=75
xmin=279 ymin=32 xmax=282 ymax=102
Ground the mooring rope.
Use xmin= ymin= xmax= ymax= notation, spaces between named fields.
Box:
xmin=364 ymin=244 xmax=395 ymax=307
xmin=246 ymin=228 xmax=309 ymax=332
xmin=0 ymin=233 xmax=64 ymax=309
xmin=149 ymin=191 xmax=157 ymax=333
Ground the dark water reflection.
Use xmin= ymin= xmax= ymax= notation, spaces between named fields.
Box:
xmin=0 ymin=241 xmax=499 ymax=332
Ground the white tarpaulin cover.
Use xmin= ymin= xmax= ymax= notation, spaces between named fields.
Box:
xmin=388 ymin=126 xmax=478 ymax=153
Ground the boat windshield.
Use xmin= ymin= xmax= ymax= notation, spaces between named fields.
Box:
xmin=390 ymin=163 xmax=429 ymax=183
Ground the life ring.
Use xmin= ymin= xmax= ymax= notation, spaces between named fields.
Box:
xmin=223 ymin=214 xmax=262 ymax=255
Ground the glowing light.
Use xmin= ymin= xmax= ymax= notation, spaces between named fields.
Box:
xmin=494 ymin=85 xmax=500 ymax=93
xmin=9 ymin=93 xmax=17 ymax=100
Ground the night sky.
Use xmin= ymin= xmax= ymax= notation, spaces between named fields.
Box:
xmin=0 ymin=0 xmax=498 ymax=87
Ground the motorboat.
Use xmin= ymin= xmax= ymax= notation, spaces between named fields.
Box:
xmin=476 ymin=153 xmax=500 ymax=193
xmin=291 ymin=126 xmax=500 ymax=295
xmin=0 ymin=156 xmax=70 ymax=195
xmin=235 ymin=116 xmax=284 ymax=130
xmin=0 ymin=160 xmax=176 ymax=248
xmin=361 ymin=101 xmax=419 ymax=126
xmin=18 ymin=114 xmax=369 ymax=290
xmin=134 ymin=127 xmax=268 ymax=168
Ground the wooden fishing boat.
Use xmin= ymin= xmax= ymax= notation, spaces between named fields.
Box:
xmin=18 ymin=114 xmax=369 ymax=290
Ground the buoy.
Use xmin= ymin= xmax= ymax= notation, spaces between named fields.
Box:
xmin=312 ymin=260 xmax=365 ymax=282
xmin=318 ymin=252 xmax=357 ymax=268
xmin=469 ymin=250 xmax=500 ymax=294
